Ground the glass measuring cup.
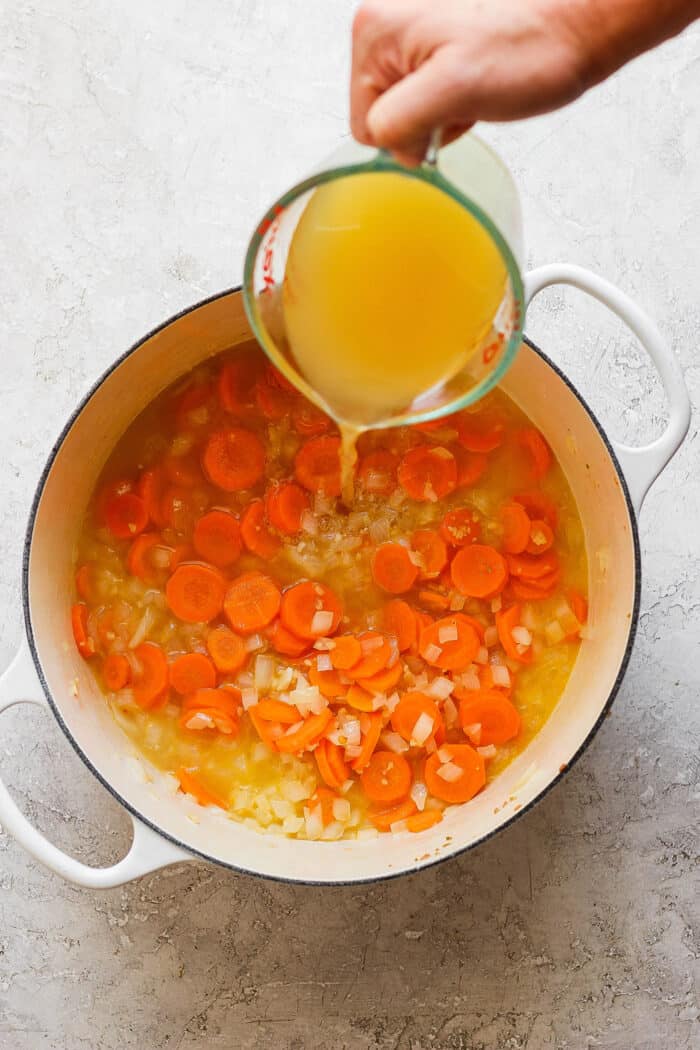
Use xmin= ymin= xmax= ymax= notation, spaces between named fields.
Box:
xmin=243 ymin=132 xmax=525 ymax=430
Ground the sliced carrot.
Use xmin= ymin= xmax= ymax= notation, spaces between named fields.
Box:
xmin=513 ymin=489 xmax=558 ymax=530
xmin=398 ymin=445 xmax=457 ymax=502
xmin=163 ymin=451 xmax=202 ymax=488
xmin=265 ymin=481 xmax=310 ymax=535
xmin=347 ymin=631 xmax=392 ymax=679
xmin=358 ymin=449 xmax=399 ymax=497
xmin=279 ymin=580 xmax=342 ymax=639
xmin=292 ymin=399 xmax=331 ymax=437
xmin=451 ymin=544 xmax=509 ymax=599
xmin=510 ymin=575 xmax=559 ymax=601
xmin=372 ymin=543 xmax=419 ymax=594
xmin=104 ymin=492 xmax=148 ymax=540
xmin=127 ymin=532 xmax=163 ymax=580
xmin=506 ymin=550 xmax=559 ymax=581
xmin=176 ymin=767 xmax=228 ymax=809
xmin=248 ymin=706 xmax=282 ymax=749
xmin=202 ymin=427 xmax=266 ymax=492
xmin=71 ymin=603 xmax=95 ymax=658
xmin=391 ymin=692 xmax=444 ymax=746
xmin=517 ymin=427 xmax=552 ymax=479
xmin=253 ymin=699 xmax=301 ymax=724
xmin=459 ymin=690 xmax=521 ymax=745
xmin=440 ymin=507 xmax=481 ymax=548
xmin=330 ymin=635 xmax=363 ymax=671
xmin=411 ymin=529 xmax=448 ymax=578
xmin=526 ymin=519 xmax=554 ymax=555
xmin=224 ymin=571 xmax=281 ymax=633
xmin=75 ymin=563 xmax=96 ymax=602
xmin=569 ymin=588 xmax=588 ymax=626
xmin=419 ymin=615 xmax=480 ymax=672
xmin=368 ymin=796 xmax=418 ymax=831
xmin=361 ymin=661 xmax=402 ymax=696
xmin=500 ymin=502 xmax=531 ymax=554
xmin=265 ymin=619 xmax=310 ymax=658
xmin=132 ymin=642 xmax=169 ymax=709
xmin=351 ymin=712 xmax=384 ymax=771
xmin=256 ymin=374 xmax=292 ymax=421
xmin=169 ymin=652 xmax=217 ymax=695
xmin=276 ymin=708 xmax=333 ymax=754
xmin=424 ymin=743 xmax=485 ymax=804
xmin=455 ymin=612 xmax=486 ymax=642
xmin=102 ymin=653 xmax=131 ymax=691
xmin=457 ymin=415 xmax=505 ymax=453
xmin=382 ymin=599 xmax=417 ymax=653
xmin=166 ymin=563 xmax=226 ymax=623
xmin=95 ymin=478 xmax=133 ymax=526
xmin=346 ymin=683 xmax=375 ymax=711
xmin=476 ymin=664 xmax=513 ymax=695
xmin=180 ymin=687 xmax=241 ymax=735
xmin=402 ymin=809 xmax=441 ymax=833
xmin=496 ymin=604 xmax=533 ymax=664
xmin=170 ymin=544 xmax=194 ymax=571
xmin=159 ymin=485 xmax=195 ymax=533
xmin=450 ymin=445 xmax=489 ymax=487
xmin=240 ymin=499 xmax=281 ymax=560
xmin=309 ymin=663 xmax=347 ymax=699
xmin=418 ymin=590 xmax=451 ymax=613
xmin=137 ymin=467 xmax=166 ymax=527
xmin=193 ymin=510 xmax=242 ymax=567
xmin=294 ymin=435 xmax=342 ymax=497
xmin=315 ymin=738 xmax=349 ymax=791
xmin=206 ymin=626 xmax=248 ymax=674
xmin=361 ymin=751 xmax=412 ymax=804
xmin=218 ymin=350 xmax=264 ymax=413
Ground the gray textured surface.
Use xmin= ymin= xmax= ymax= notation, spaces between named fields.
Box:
xmin=0 ymin=2 xmax=698 ymax=1047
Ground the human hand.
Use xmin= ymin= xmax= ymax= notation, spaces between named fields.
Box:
xmin=350 ymin=0 xmax=599 ymax=165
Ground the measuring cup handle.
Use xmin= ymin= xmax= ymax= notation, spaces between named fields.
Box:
xmin=524 ymin=264 xmax=691 ymax=514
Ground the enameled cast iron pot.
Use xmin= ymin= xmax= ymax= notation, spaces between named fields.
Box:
xmin=0 ymin=266 xmax=690 ymax=887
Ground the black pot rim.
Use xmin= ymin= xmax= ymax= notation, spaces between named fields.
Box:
xmin=21 ymin=286 xmax=641 ymax=887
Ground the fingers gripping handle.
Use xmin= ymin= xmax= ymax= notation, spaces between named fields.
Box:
xmin=524 ymin=264 xmax=691 ymax=513
xmin=0 ymin=641 xmax=192 ymax=887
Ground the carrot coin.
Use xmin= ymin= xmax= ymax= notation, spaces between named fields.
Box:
xmin=202 ymin=427 xmax=266 ymax=491
xmin=104 ymin=492 xmax=148 ymax=539
xmin=361 ymin=751 xmax=412 ymax=805
xmin=411 ymin=529 xmax=448 ymax=578
xmin=358 ymin=449 xmax=399 ymax=497
xmin=224 ymin=571 xmax=281 ymax=633
xmin=372 ymin=543 xmax=419 ymax=594
xmin=206 ymin=626 xmax=248 ymax=674
xmin=458 ymin=690 xmax=521 ymax=745
xmin=132 ymin=642 xmax=169 ymax=709
xmin=193 ymin=509 xmax=242 ymax=567
xmin=419 ymin=615 xmax=480 ymax=671
xmin=279 ymin=581 xmax=342 ymax=639
xmin=500 ymin=502 xmax=531 ymax=554
xmin=166 ymin=563 xmax=226 ymax=623
xmin=440 ymin=507 xmax=481 ymax=547
xmin=265 ymin=481 xmax=310 ymax=535
xmin=169 ymin=652 xmax=217 ymax=694
xmin=451 ymin=544 xmax=509 ymax=598
xmin=240 ymin=499 xmax=281 ymax=560
xmin=294 ymin=435 xmax=342 ymax=497
xmin=398 ymin=446 xmax=457 ymax=502
xmin=424 ymin=744 xmax=485 ymax=804
xmin=382 ymin=599 xmax=417 ymax=652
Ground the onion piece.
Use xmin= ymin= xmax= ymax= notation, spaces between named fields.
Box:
xmin=484 ymin=625 xmax=499 ymax=648
xmin=438 ymin=623 xmax=458 ymax=644
xmin=459 ymin=669 xmax=480 ymax=691
xmin=245 ymin=633 xmax=264 ymax=653
xmin=411 ymin=712 xmax=434 ymax=746
xmin=241 ymin=687 xmax=258 ymax=710
xmin=475 ymin=646 xmax=488 ymax=665
xmin=490 ymin=596 xmax=502 ymax=613
xmin=436 ymin=747 xmax=452 ymax=763
xmin=426 ymin=676 xmax=453 ymax=700
xmin=254 ymin=655 xmax=275 ymax=689
xmin=310 ymin=610 xmax=334 ymax=635
xmin=443 ymin=698 xmax=458 ymax=728
xmin=477 ymin=744 xmax=497 ymax=759
xmin=512 ymin=626 xmax=532 ymax=646
xmin=436 ymin=761 xmax=463 ymax=782
xmin=423 ymin=643 xmax=442 ymax=664
xmin=463 ymin=722 xmax=482 ymax=746
xmin=491 ymin=664 xmax=511 ymax=688
xmin=410 ymin=782 xmax=428 ymax=812
xmin=380 ymin=730 xmax=410 ymax=754
xmin=316 ymin=653 xmax=333 ymax=673
xmin=449 ymin=593 xmax=466 ymax=612
xmin=332 ymin=798 xmax=351 ymax=822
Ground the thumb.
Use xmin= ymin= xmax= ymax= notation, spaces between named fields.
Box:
xmin=366 ymin=51 xmax=470 ymax=157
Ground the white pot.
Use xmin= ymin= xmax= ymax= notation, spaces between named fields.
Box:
xmin=0 ymin=266 xmax=690 ymax=888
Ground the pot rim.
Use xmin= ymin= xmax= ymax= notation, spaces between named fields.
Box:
xmin=21 ymin=286 xmax=642 ymax=886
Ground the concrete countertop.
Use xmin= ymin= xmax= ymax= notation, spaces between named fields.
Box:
xmin=0 ymin=2 xmax=697 ymax=1047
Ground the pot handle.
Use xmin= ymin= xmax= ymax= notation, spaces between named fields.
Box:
xmin=0 ymin=640 xmax=193 ymax=888
xmin=524 ymin=264 xmax=691 ymax=513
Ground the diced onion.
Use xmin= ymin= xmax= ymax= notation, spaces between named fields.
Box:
xmin=361 ymin=633 xmax=385 ymax=654
xmin=459 ymin=669 xmax=480 ymax=691
xmin=387 ymin=636 xmax=400 ymax=668
xmin=438 ymin=623 xmax=458 ymax=644
xmin=170 ymin=434 xmax=194 ymax=456
xmin=411 ymin=712 xmax=435 ymax=746
xmin=254 ymin=655 xmax=275 ymax=689
xmin=390 ymin=819 xmax=409 ymax=832
xmin=344 ymin=744 xmax=363 ymax=760
xmin=245 ymin=633 xmax=264 ymax=652
xmin=310 ymin=610 xmax=334 ymax=635
xmin=410 ymin=782 xmax=428 ymax=811
xmin=545 ymin=620 xmax=566 ymax=645
xmin=443 ymin=698 xmax=458 ymax=727
xmin=477 ymin=745 xmax=497 ymax=759
xmin=316 ymin=653 xmax=333 ymax=672
xmin=426 ymin=676 xmax=453 ymax=700
xmin=463 ymin=722 xmax=482 ymax=745
xmin=237 ymin=671 xmax=254 ymax=688
xmin=332 ymin=798 xmax=351 ymax=822
xmin=241 ymin=687 xmax=258 ymax=710
xmin=484 ymin=625 xmax=499 ymax=648
xmin=423 ymin=643 xmax=442 ymax=663
xmin=512 ymin=626 xmax=532 ymax=646
xmin=368 ymin=518 xmax=390 ymax=544
xmin=343 ymin=718 xmax=362 ymax=747
xmin=386 ymin=692 xmax=401 ymax=713
xmin=285 ymin=720 xmax=305 ymax=736
xmin=380 ymin=731 xmax=409 ymax=754
xmin=127 ymin=606 xmax=155 ymax=649
xmin=449 ymin=593 xmax=466 ymax=611
xmin=300 ymin=509 xmax=318 ymax=535
xmin=490 ymin=596 xmax=502 ymax=613
xmin=436 ymin=747 xmax=452 ymax=763
xmin=436 ymin=761 xmax=464 ymax=782
xmin=475 ymin=646 xmax=488 ymax=665
xmin=152 ymin=546 xmax=173 ymax=569
xmin=305 ymin=804 xmax=324 ymax=840
xmin=185 ymin=712 xmax=215 ymax=730
xmin=492 ymin=664 xmax=511 ymax=688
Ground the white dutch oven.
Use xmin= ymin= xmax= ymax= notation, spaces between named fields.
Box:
xmin=0 ymin=266 xmax=690 ymax=888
